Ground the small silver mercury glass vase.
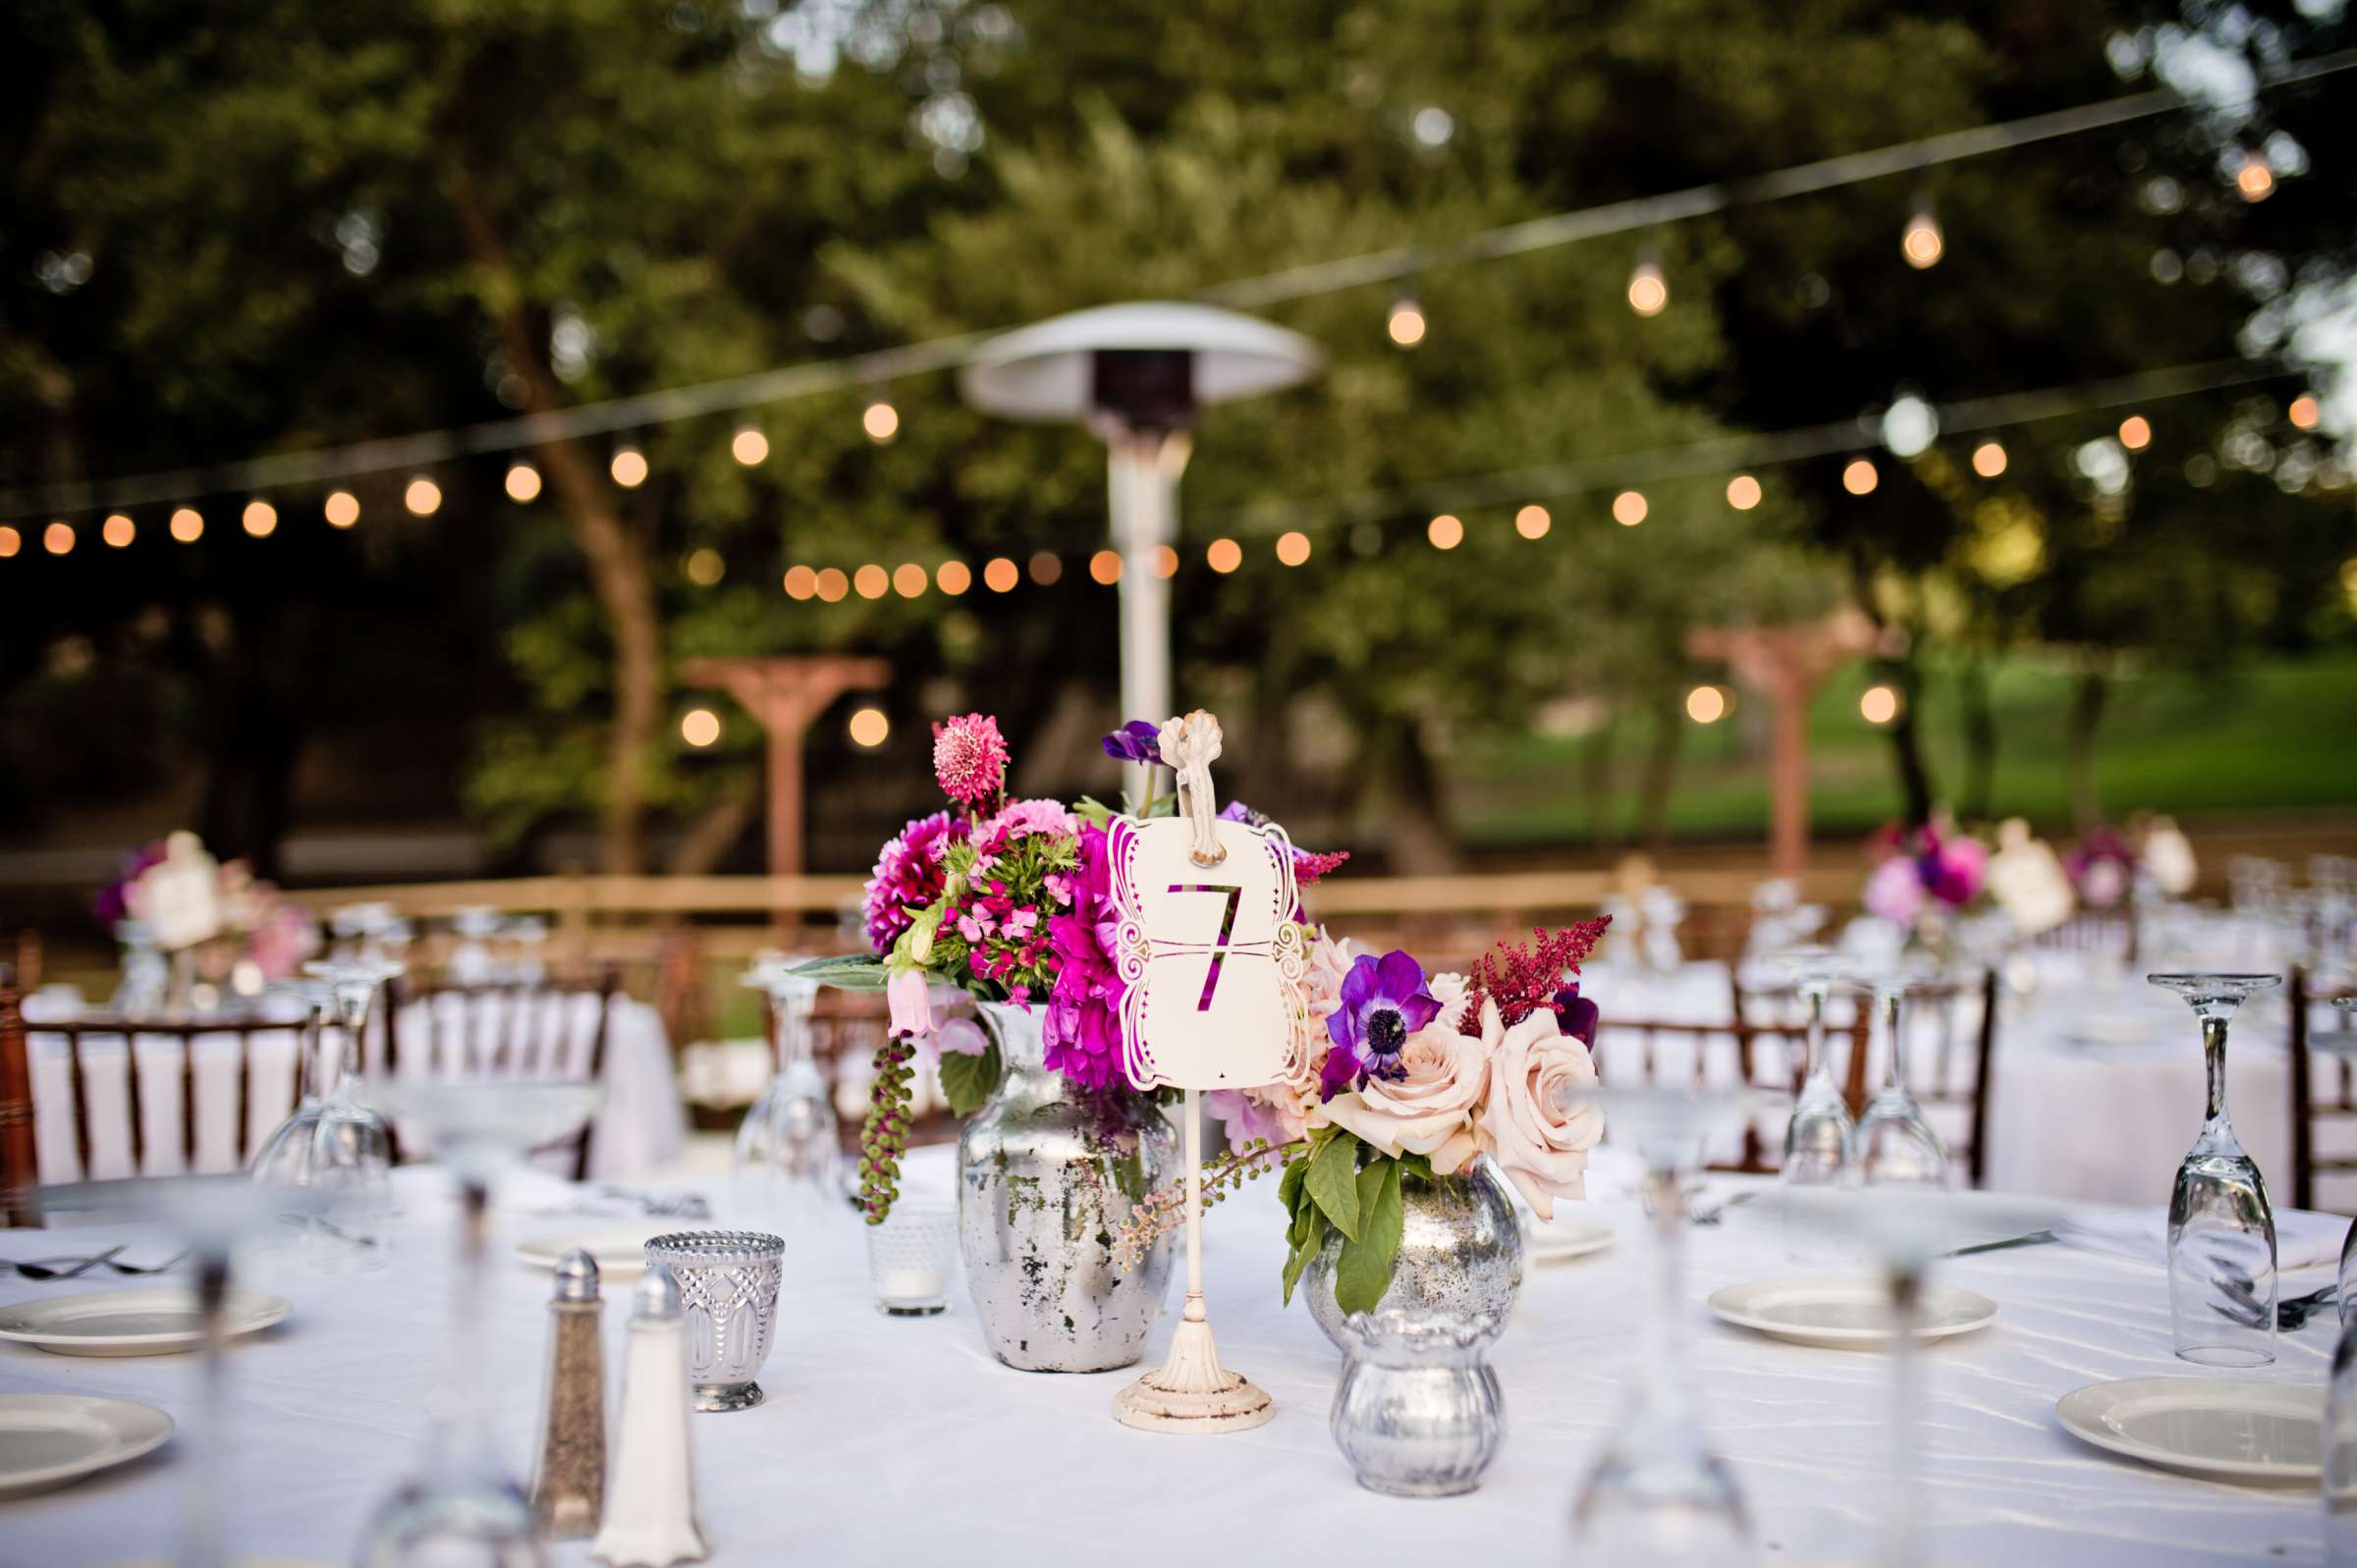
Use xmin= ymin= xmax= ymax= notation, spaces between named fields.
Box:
xmin=1305 ymin=1159 xmax=1524 ymax=1350
xmin=643 ymin=1230 xmax=785 ymax=1412
xmin=1331 ymin=1307 xmax=1506 ymax=1497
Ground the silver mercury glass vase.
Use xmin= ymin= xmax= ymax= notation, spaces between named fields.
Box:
xmin=1305 ymin=1157 xmax=1524 ymax=1350
xmin=957 ymin=1000 xmax=1177 ymax=1372
xmin=1331 ymin=1307 xmax=1506 ymax=1497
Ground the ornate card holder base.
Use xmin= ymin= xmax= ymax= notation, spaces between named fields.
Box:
xmin=1113 ymin=1309 xmax=1275 ymax=1433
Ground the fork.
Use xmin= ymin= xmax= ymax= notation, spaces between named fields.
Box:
xmin=6 ymin=1245 xmax=127 ymax=1280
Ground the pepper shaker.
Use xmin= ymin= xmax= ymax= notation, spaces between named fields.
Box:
xmin=530 ymin=1248 xmax=607 ymax=1539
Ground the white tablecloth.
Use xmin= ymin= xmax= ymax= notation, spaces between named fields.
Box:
xmin=0 ymin=1153 xmax=2338 ymax=1567
xmin=23 ymin=996 xmax=685 ymax=1184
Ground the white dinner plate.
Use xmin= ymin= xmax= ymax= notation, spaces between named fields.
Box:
xmin=2055 ymin=1377 xmax=2324 ymax=1484
xmin=0 ymin=1287 xmax=290 ymax=1358
xmin=1707 ymin=1275 xmax=1997 ymax=1348
xmin=0 ymin=1393 xmax=173 ymax=1497
xmin=516 ymin=1229 xmax=664 ymax=1280
xmin=1527 ymin=1218 xmax=1614 ymax=1266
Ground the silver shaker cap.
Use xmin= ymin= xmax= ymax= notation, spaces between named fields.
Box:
xmin=552 ymin=1247 xmax=601 ymax=1303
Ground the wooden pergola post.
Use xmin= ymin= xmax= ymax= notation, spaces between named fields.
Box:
xmin=1685 ymin=612 xmax=1879 ymax=881
xmin=678 ymin=655 xmax=890 ymax=882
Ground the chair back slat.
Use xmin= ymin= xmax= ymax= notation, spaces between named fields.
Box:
xmin=2286 ymin=967 xmax=2357 ymax=1214
xmin=1 ymin=987 xmax=35 ymax=1227
xmin=16 ymin=1016 xmax=301 ymax=1186
xmin=390 ymin=973 xmax=619 ymax=1181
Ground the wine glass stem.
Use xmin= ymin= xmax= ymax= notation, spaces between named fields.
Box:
xmin=2201 ymin=1014 xmax=2230 ymax=1134
xmin=1881 ymin=992 xmax=1906 ymax=1097
xmin=1641 ymin=1160 xmax=1692 ymax=1418
xmin=1879 ymin=1264 xmax=1926 ymax=1568
xmin=184 ymin=1251 xmax=232 ymax=1568
xmin=447 ymin=1179 xmax=495 ymax=1466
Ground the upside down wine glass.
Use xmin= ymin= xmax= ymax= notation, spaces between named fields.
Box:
xmin=299 ymin=957 xmax=404 ymax=1269
xmin=733 ymin=959 xmax=838 ymax=1214
xmin=2150 ymin=972 xmax=2280 ymax=1367
xmin=1775 ymin=946 xmax=1856 ymax=1188
xmin=1565 ymin=1084 xmax=1777 ymax=1568
xmin=1852 ymin=968 xmax=1950 ymax=1190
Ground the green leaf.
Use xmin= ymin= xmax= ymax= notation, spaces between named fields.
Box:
xmin=936 ymin=1044 xmax=1003 ymax=1116
xmin=1305 ymin=1129 xmax=1362 ymax=1241
xmin=1281 ymin=1208 xmax=1328 ymax=1306
xmin=1277 ymin=1154 xmax=1307 ymax=1218
xmin=1333 ymin=1160 xmax=1404 ymax=1317
xmin=1396 ymin=1151 xmax=1435 ymax=1184
xmin=787 ymin=954 xmax=891 ymax=991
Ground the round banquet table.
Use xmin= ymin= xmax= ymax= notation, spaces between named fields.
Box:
xmin=0 ymin=1154 xmax=2338 ymax=1568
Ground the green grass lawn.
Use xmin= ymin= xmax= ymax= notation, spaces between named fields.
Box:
xmin=1455 ymin=649 xmax=2357 ymax=845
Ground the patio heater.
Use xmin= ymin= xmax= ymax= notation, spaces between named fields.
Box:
xmin=959 ymin=302 xmax=1322 ymax=771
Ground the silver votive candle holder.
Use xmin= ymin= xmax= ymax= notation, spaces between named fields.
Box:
xmin=1331 ymin=1307 xmax=1506 ymax=1497
xmin=642 ymin=1229 xmax=785 ymax=1412
xmin=865 ymin=1199 xmax=956 ymax=1317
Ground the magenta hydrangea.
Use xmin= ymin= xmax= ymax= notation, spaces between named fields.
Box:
xmin=860 ymin=810 xmax=967 ymax=953
xmin=1043 ymin=822 xmax=1128 ymax=1092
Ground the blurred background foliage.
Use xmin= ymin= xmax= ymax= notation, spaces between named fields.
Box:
xmin=0 ymin=0 xmax=2350 ymax=888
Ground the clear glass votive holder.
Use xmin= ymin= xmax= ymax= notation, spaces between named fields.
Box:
xmin=866 ymin=1200 xmax=956 ymax=1317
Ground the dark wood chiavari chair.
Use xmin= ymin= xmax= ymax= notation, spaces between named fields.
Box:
xmin=1589 ymin=1011 xmax=1869 ymax=1174
xmin=2288 ymin=966 xmax=2357 ymax=1213
xmin=0 ymin=998 xmax=311 ymax=1211
xmin=388 ymin=972 xmax=618 ymax=1180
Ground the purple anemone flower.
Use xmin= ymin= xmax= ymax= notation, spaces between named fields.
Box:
xmin=1101 ymin=720 xmax=1164 ymax=766
xmin=1551 ymin=983 xmax=1601 ymax=1049
xmin=1319 ymin=950 xmax=1440 ymax=1101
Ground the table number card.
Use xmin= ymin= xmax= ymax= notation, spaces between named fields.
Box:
xmin=1110 ymin=710 xmax=1283 ymax=1434
xmin=1109 ymin=814 xmax=1308 ymax=1095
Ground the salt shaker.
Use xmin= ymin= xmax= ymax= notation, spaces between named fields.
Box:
xmin=530 ymin=1248 xmax=606 ymax=1539
xmin=1330 ymin=1307 xmax=1505 ymax=1497
xmin=592 ymin=1265 xmax=709 ymax=1568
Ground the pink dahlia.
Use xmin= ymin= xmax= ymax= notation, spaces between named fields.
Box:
xmin=932 ymin=713 xmax=1009 ymax=807
xmin=861 ymin=810 xmax=967 ymax=953
xmin=1043 ymin=822 xmax=1128 ymax=1092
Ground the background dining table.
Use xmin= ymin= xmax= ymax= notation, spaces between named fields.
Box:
xmin=0 ymin=1146 xmax=2340 ymax=1567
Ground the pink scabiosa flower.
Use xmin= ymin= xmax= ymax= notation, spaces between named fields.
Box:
xmin=860 ymin=811 xmax=966 ymax=954
xmin=1043 ymin=822 xmax=1128 ymax=1092
xmin=932 ymin=713 xmax=1010 ymax=807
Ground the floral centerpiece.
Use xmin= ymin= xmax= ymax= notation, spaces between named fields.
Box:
xmin=1863 ymin=813 xmax=1989 ymax=941
xmin=98 ymin=830 xmax=317 ymax=1005
xmin=794 ymin=712 xmax=1351 ymax=1374
xmin=2064 ymin=826 xmax=2137 ymax=910
xmin=1115 ymin=920 xmax=1610 ymax=1321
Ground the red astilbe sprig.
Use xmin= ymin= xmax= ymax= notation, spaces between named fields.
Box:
xmin=1457 ymin=918 xmax=1612 ymax=1039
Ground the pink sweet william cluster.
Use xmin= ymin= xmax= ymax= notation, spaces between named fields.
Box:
xmin=1863 ymin=815 xmax=1989 ymax=927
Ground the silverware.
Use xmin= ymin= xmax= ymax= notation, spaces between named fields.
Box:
xmin=1945 ymin=1228 xmax=2057 ymax=1259
xmin=7 ymin=1245 xmax=127 ymax=1280
xmin=1687 ymin=1192 xmax=1757 ymax=1227
xmin=2278 ymin=1284 xmax=2337 ymax=1331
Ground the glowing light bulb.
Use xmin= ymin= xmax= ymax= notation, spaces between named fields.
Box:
xmin=862 ymin=400 xmax=900 ymax=442
xmin=983 ymin=557 xmax=1018 ymax=592
xmin=1276 ymin=530 xmax=1312 ymax=565
xmin=731 ymin=426 xmax=770 ymax=465
xmin=849 ymin=707 xmax=890 ymax=747
xmin=814 ymin=568 xmax=850 ymax=602
xmin=505 ymin=463 xmax=542 ymax=502
xmin=610 ymin=447 xmax=648 ymax=488
xmin=102 ymin=514 xmax=135 ymax=548
xmin=1726 ymin=475 xmax=1762 ymax=511
xmin=681 ymin=708 xmax=722 ymax=747
xmin=1152 ymin=545 xmax=1178 ymax=578
xmin=405 ymin=477 xmax=443 ymax=514
xmin=2118 ymin=415 xmax=2151 ymax=451
xmin=1028 ymin=551 xmax=1063 ymax=585
xmin=1972 ymin=442 xmax=2007 ymax=478
xmin=0 ymin=526 xmax=17 ymax=559
xmin=1627 ymin=260 xmax=1668 ymax=317
xmin=1901 ymin=210 xmax=1945 ymax=268
xmin=1427 ymin=514 xmax=1463 ymax=550
xmin=893 ymin=562 xmax=928 ymax=597
xmin=1612 ymin=491 xmax=1647 ymax=526
xmin=242 ymin=500 xmax=277 ymax=538
xmin=685 ymin=548 xmax=725 ymax=586
xmin=853 ymin=564 xmax=889 ymax=599
xmin=1206 ymin=538 xmax=1242 ymax=573
xmin=42 ymin=520 xmax=73 ymax=556
xmin=936 ymin=561 xmax=971 ymax=595
xmin=2235 ymin=153 xmax=2275 ymax=202
xmin=171 ymin=508 xmax=204 ymax=542
xmin=324 ymin=491 xmax=359 ymax=528
xmin=1515 ymin=505 xmax=1551 ymax=539
xmin=783 ymin=565 xmax=817 ymax=600
xmin=1088 ymin=549 xmax=1123 ymax=585
xmin=1860 ymin=685 xmax=1899 ymax=725
xmin=2290 ymin=395 xmax=2322 ymax=430
xmin=1685 ymin=685 xmax=1727 ymax=724
xmin=1386 ymin=298 xmax=1427 ymax=348
xmin=1841 ymin=459 xmax=1880 ymax=496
